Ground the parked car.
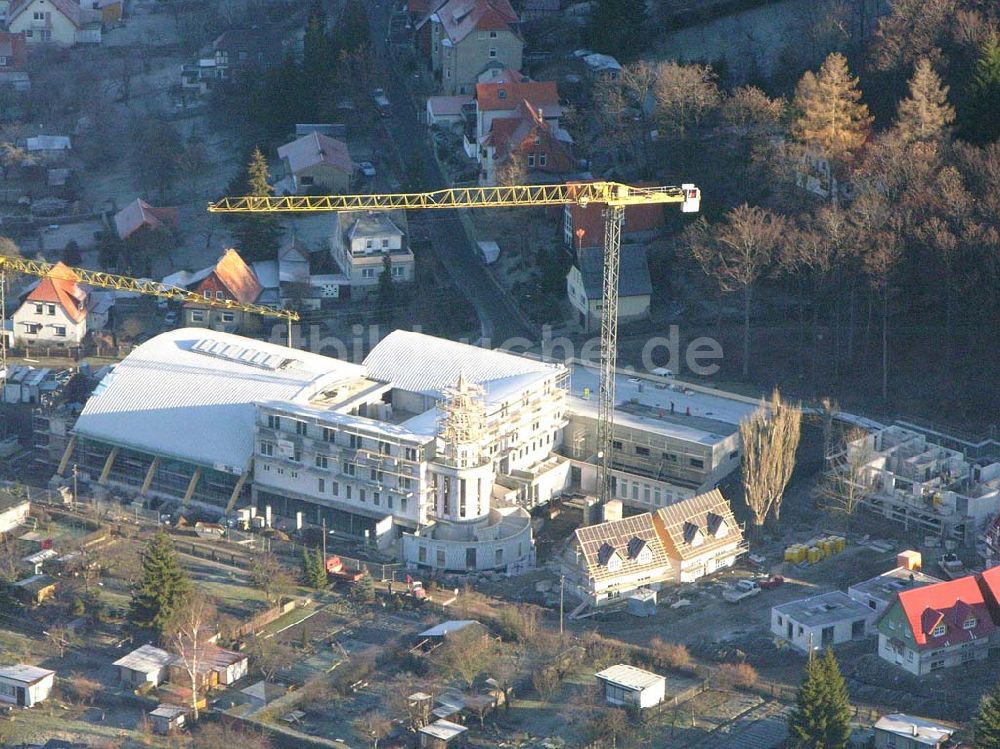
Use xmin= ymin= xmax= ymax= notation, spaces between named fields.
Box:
xmin=359 ymin=161 xmax=376 ymax=178
xmin=723 ymin=579 xmax=761 ymax=603
xmin=372 ymin=88 xmax=391 ymax=116
xmin=758 ymin=575 xmax=785 ymax=590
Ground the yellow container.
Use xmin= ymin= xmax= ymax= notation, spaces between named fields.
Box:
xmin=808 ymin=547 xmax=822 ymax=563
xmin=833 ymin=536 xmax=846 ymax=552
xmin=784 ymin=546 xmax=797 ymax=563
xmin=823 ymin=538 xmax=837 ymax=555
xmin=790 ymin=545 xmax=806 ymax=563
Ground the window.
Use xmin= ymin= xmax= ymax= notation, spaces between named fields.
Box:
xmin=690 ymin=458 xmax=705 ymax=469
xmin=405 ymin=447 xmax=418 ymax=461
xmin=346 ymin=485 xmax=352 ymax=499
xmin=496 ymin=548 xmax=504 ymax=565
xmin=203 ymin=290 xmax=211 ymax=299
xmin=46 ymin=304 xmax=55 ymax=315
xmin=373 ymin=492 xmax=380 ymax=506
xmin=392 ymin=266 xmax=405 ymax=277
xmin=539 ymin=154 xmax=547 ymax=167
xmin=315 ymin=455 xmax=328 ymax=469
xmin=527 ymin=154 xmax=535 ymax=167
xmin=964 ymin=617 xmax=978 ymax=630
xmin=220 ymin=312 xmax=235 ymax=323
xmin=489 ymin=47 xmax=497 ymax=58
xmin=25 ymin=30 xmax=32 ymax=37
xmin=33 ymin=11 xmax=44 ymax=19
xmin=930 ymin=659 xmax=945 ymax=670
xmin=360 ymin=489 xmax=366 ymax=502
xmin=400 ymin=477 xmax=412 ymax=490
xmin=34 ymin=303 xmax=42 ymax=314
xmin=401 ymin=497 xmax=408 ymax=513
xmin=0 ymin=55 xmax=10 ymax=65
xmin=295 ymin=420 xmax=308 ymax=436
xmin=381 ymin=238 xmax=389 ymax=248
xmin=635 ymin=446 xmax=650 ymax=456
xmin=436 ymin=549 xmax=446 ymax=567
xmin=932 ymin=623 xmax=946 ymax=637
xmin=332 ymin=481 xmax=339 ymax=496
xmin=343 ymin=462 xmax=355 ymax=476
xmin=299 ymin=175 xmax=315 ymax=186
xmin=349 ymin=434 xmax=362 ymax=449
xmin=490 ymin=30 xmax=498 ymax=38
xmin=366 ymin=239 xmax=373 ymax=249
xmin=663 ymin=452 xmax=677 ymax=461
xmin=191 ymin=310 xmax=205 ymax=322
xmin=886 ymin=735 xmax=896 ymax=749
xmin=419 ymin=546 xmax=427 ymax=563
xmin=216 ymin=290 xmax=224 ymax=300
xmin=292 ymin=447 xmax=301 ymax=463
xmin=379 ymin=441 xmax=391 ymax=455
xmin=322 ymin=427 xmax=335 ymax=442
xmin=318 ymin=478 xmax=325 ymax=493
xmin=260 ymin=442 xmax=274 ymax=456
xmin=267 ymin=415 xmax=280 ymax=430
xmin=612 ymin=440 xmax=623 ymax=450
xmin=362 ymin=268 xmax=376 ymax=278
xmin=54 ymin=326 xmax=66 ymax=337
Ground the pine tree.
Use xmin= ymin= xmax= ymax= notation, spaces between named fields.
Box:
xmin=961 ymin=34 xmax=1000 ymax=145
xmin=895 ymin=59 xmax=955 ymax=144
xmin=129 ymin=530 xmax=192 ymax=640
xmin=312 ymin=548 xmax=328 ymax=589
xmin=586 ymin=0 xmax=646 ymax=61
xmin=792 ymin=52 xmax=873 ymax=173
xmin=231 ymin=147 xmax=283 ymax=262
xmin=788 ymin=649 xmax=852 ymax=749
xmin=974 ymin=681 xmax=1000 ymax=748
xmin=352 ymin=574 xmax=375 ymax=604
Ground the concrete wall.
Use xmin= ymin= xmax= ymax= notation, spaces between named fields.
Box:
xmin=0 ymin=499 xmax=30 ymax=534
xmin=446 ymin=30 xmax=523 ymax=95
xmin=401 ymin=516 xmax=533 ymax=572
xmin=772 ymin=607 xmax=875 ymax=653
xmin=294 ymin=163 xmax=351 ymax=193
xmin=12 ymin=300 xmax=86 ymax=344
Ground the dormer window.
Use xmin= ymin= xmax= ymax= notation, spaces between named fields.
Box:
xmin=497 ymin=88 xmax=507 ymax=99
xmin=932 ymin=623 xmax=946 ymax=637
xmin=964 ymin=617 xmax=977 ymax=630
xmin=607 ymin=553 xmax=622 ymax=573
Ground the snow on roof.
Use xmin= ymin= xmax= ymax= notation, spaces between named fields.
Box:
xmin=277 ymin=131 xmax=355 ymax=175
xmin=162 ymin=266 xmax=214 ymax=290
xmin=113 ymin=644 xmax=173 ymax=673
xmin=418 ymin=620 xmax=478 ymax=638
xmin=584 ymin=53 xmax=622 ymax=72
xmin=150 ymin=705 xmax=187 ymax=719
xmin=595 ymin=664 xmax=664 ymax=692
xmin=114 ymin=198 xmax=179 ymax=241
xmin=874 ymin=714 xmax=956 ymax=746
xmin=0 ymin=664 xmax=55 ymax=685
xmin=419 ymin=719 xmax=468 ymax=741
xmin=252 ymin=260 xmax=279 ymax=290
xmin=74 ymin=329 xmax=366 ymax=473
xmin=27 ymin=135 xmax=71 ymax=151
xmin=364 ymin=330 xmax=562 ymax=399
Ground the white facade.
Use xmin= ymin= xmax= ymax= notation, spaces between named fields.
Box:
xmin=0 ymin=665 xmax=55 ymax=707
xmin=7 ymin=0 xmax=79 ymax=45
xmin=329 ymin=211 xmax=415 ymax=292
xmin=771 ymin=591 xmax=877 ymax=653
xmin=0 ymin=495 xmax=30 ymax=534
xmin=12 ymin=297 xmax=86 ymax=344
xmin=595 ymin=664 xmax=665 ymax=709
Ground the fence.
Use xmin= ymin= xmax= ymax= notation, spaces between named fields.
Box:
xmin=231 ymin=599 xmax=301 ymax=639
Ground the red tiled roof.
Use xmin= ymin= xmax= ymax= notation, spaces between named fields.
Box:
xmin=408 ymin=0 xmax=431 ymax=15
xmin=277 ymin=132 xmax=355 ymax=176
xmin=979 ymin=565 xmax=1000 ymax=605
xmin=25 ymin=262 xmax=87 ymax=323
xmin=114 ymin=198 xmax=180 ymax=240
xmin=0 ymin=33 xmax=27 ymax=71
xmin=566 ymin=180 xmax=666 ymax=249
xmin=422 ymin=0 xmax=518 ymax=43
xmin=897 ymin=575 xmax=995 ymax=650
xmin=195 ymin=249 xmax=263 ymax=305
xmin=476 ymin=79 xmax=558 ymax=112
xmin=8 ymin=0 xmax=80 ymax=28
xmin=489 ymin=101 xmax=575 ymax=173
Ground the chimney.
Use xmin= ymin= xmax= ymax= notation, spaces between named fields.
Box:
xmin=603 ymin=500 xmax=623 ymax=523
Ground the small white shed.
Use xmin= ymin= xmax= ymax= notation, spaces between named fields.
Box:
xmin=113 ymin=643 xmax=173 ymax=688
xmin=595 ymin=664 xmax=666 ymax=709
xmin=0 ymin=664 xmax=55 ymax=707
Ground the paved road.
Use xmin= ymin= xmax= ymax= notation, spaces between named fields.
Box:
xmin=365 ymin=0 xmax=535 ymax=345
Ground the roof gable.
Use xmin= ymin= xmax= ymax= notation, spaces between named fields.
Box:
xmin=24 ymin=262 xmax=88 ymax=323
xmin=277 ymin=132 xmax=355 ymax=176
xmin=655 ymin=489 xmax=742 ymax=562
xmin=896 ymin=575 xmax=995 ymax=650
xmin=427 ymin=0 xmax=518 ymax=44
xmin=9 ymin=0 xmax=81 ymax=28
xmin=194 ymin=249 xmax=263 ymax=304
xmin=577 ymin=245 xmax=651 ymax=299
xmin=114 ymin=198 xmax=179 ymax=240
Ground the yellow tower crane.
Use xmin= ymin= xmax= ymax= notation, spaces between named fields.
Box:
xmin=0 ymin=255 xmax=299 ymax=383
xmin=208 ymin=180 xmax=701 ymax=505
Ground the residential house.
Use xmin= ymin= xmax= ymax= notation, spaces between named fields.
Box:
xmin=419 ymin=719 xmax=467 ymax=749
xmin=181 ymin=249 xmax=265 ymax=333
xmin=209 ymin=29 xmax=281 ymax=79
xmin=567 ymin=245 xmax=651 ymax=332
xmin=148 ymin=705 xmax=187 ymax=735
xmin=479 ymin=99 xmax=574 ymax=185
xmin=582 ymin=52 xmax=621 ymax=81
xmin=167 ymin=645 xmax=248 ymax=690
xmin=26 ymin=135 xmax=71 ymax=162
xmin=467 ymin=75 xmax=560 ymax=158
xmin=329 ymin=210 xmax=415 ymax=294
xmin=877 ymin=574 xmax=996 ymax=675
xmin=594 ymin=664 xmax=665 ymax=709
xmin=7 ymin=0 xmax=100 ymax=45
xmin=561 ymin=490 xmax=745 ymax=607
xmin=416 ymin=0 xmax=522 ymax=96
xmin=0 ymin=31 xmax=29 ymax=90
xmin=771 ymin=591 xmax=877 ymax=653
xmin=113 ymin=644 xmax=173 ymax=688
xmin=847 ymin=567 xmax=942 ymax=617
xmin=0 ymin=664 xmax=55 ymax=707
xmin=873 ymin=714 xmax=956 ymax=749
xmin=564 ymin=190 xmax=664 ymax=252
xmin=12 ymin=262 xmax=90 ymax=345
xmin=277 ymin=132 xmax=355 ymax=195
xmin=114 ymin=198 xmax=180 ymax=242
xmin=0 ymin=490 xmax=30 ymax=534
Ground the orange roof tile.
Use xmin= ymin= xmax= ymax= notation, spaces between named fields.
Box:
xmin=476 ymin=79 xmax=559 ymax=112
xmin=25 ymin=262 xmax=87 ymax=323
xmin=897 ymin=575 xmax=994 ymax=649
xmin=196 ymin=249 xmax=263 ymax=304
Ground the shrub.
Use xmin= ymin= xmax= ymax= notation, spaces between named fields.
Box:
xmin=531 ymin=666 xmax=561 ymax=701
xmin=650 ymin=637 xmax=692 ymax=671
xmin=716 ymin=662 xmax=759 ymax=690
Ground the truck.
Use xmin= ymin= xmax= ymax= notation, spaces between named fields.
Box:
xmin=372 ymin=88 xmax=390 ymax=117
xmin=938 ymin=553 xmax=967 ymax=580
xmin=723 ymin=579 xmax=761 ymax=603
xmin=325 ymin=555 xmax=367 ymax=584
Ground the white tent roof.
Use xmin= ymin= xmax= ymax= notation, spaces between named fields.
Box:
xmin=74 ymin=328 xmax=365 ymax=473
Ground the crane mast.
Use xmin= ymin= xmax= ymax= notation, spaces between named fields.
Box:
xmin=209 ymin=180 xmax=700 ymax=508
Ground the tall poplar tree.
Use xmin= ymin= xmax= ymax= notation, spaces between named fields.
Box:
xmin=895 ymin=58 xmax=955 ymax=144
xmin=129 ymin=530 xmax=192 ymax=640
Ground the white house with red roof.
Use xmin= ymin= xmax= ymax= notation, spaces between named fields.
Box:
xmin=11 ymin=261 xmax=91 ymax=344
xmin=6 ymin=0 xmax=101 ymax=46
xmin=479 ymin=99 xmax=574 ymax=185
xmin=877 ymin=572 xmax=997 ymax=675
xmin=416 ymin=0 xmax=522 ymax=95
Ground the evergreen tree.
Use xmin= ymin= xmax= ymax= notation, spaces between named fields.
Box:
xmin=375 ymin=254 xmax=394 ymax=325
xmin=788 ymin=649 xmax=852 ymax=749
xmin=301 ymin=548 xmax=327 ymax=588
xmin=231 ymin=147 xmax=283 ymax=262
xmin=792 ymin=53 xmax=873 ymax=174
xmin=586 ymin=0 xmax=646 ymax=61
xmin=129 ymin=530 xmax=192 ymax=640
xmin=974 ymin=680 xmax=1000 ymax=748
xmin=895 ymin=58 xmax=955 ymax=144
xmin=303 ymin=0 xmax=332 ymax=107
xmin=961 ymin=34 xmax=1000 ymax=145
xmin=352 ymin=574 xmax=375 ymax=604
xmin=301 ymin=548 xmax=314 ymax=585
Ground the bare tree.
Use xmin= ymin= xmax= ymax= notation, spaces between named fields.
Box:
xmin=688 ymin=205 xmax=786 ymax=378
xmin=354 ymin=710 xmax=391 ymax=749
xmin=491 ymin=643 xmax=524 ymax=710
xmin=652 ymin=61 xmax=720 ymax=139
xmin=46 ymin=625 xmax=77 ymax=658
xmin=586 ymin=705 xmax=630 ymax=746
xmin=248 ymin=637 xmax=295 ymax=682
xmin=821 ymin=426 xmax=876 ymax=516
xmin=721 ymin=86 xmax=785 ymax=201
xmin=739 ymin=388 xmax=802 ymax=532
xmin=250 ymin=551 xmax=295 ymax=605
xmin=64 ymin=674 xmax=100 ymax=705
xmin=436 ymin=626 xmax=493 ymax=689
xmin=169 ymin=594 xmax=217 ymax=721
xmin=192 ymin=722 xmax=272 ymax=749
